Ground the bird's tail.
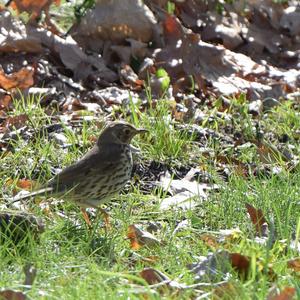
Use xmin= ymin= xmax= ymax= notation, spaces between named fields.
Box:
xmin=8 ymin=187 xmax=53 ymax=204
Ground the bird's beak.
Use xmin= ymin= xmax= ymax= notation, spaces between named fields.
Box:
xmin=136 ymin=128 xmax=148 ymax=135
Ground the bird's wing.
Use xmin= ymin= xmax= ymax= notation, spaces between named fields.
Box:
xmin=47 ymin=144 xmax=122 ymax=193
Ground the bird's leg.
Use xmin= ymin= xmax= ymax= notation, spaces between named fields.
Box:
xmin=83 ymin=203 xmax=111 ymax=230
xmin=80 ymin=208 xmax=92 ymax=228
xmin=97 ymin=207 xmax=111 ymax=229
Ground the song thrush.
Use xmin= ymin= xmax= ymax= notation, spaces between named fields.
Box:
xmin=10 ymin=121 xmax=147 ymax=222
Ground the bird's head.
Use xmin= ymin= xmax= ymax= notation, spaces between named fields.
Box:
xmin=98 ymin=121 xmax=147 ymax=145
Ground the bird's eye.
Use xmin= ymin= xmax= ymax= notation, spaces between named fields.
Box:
xmin=124 ymin=129 xmax=131 ymax=135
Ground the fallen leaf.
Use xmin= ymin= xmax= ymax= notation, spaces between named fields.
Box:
xmin=17 ymin=179 xmax=35 ymax=190
xmin=159 ymin=191 xmax=197 ymax=211
xmin=0 ymin=11 xmax=43 ymax=53
xmin=140 ymin=268 xmax=166 ymax=285
xmin=0 ymin=67 xmax=34 ymax=90
xmin=155 ymin=13 xmax=300 ymax=99
xmin=245 ymin=202 xmax=268 ymax=237
xmin=2 ymin=114 xmax=29 ymax=132
xmin=119 ymin=64 xmax=144 ymax=90
xmin=70 ymin=98 xmax=103 ymax=113
xmin=139 ymin=267 xmax=184 ymax=290
xmin=287 ymin=258 xmax=300 ymax=272
xmin=229 ymin=253 xmax=250 ymax=276
xmin=0 ymin=290 xmax=26 ymax=300
xmin=188 ymin=250 xmax=256 ymax=282
xmin=69 ymin=0 xmax=161 ymax=52
xmin=9 ymin=0 xmax=60 ymax=21
xmin=267 ymin=286 xmax=296 ymax=300
xmin=158 ymin=170 xmax=214 ymax=211
xmin=216 ymin=155 xmax=248 ymax=177
xmin=29 ymin=28 xmax=117 ymax=82
xmin=127 ymin=224 xmax=161 ymax=250
xmin=0 ymin=94 xmax=12 ymax=111
xmin=5 ymin=178 xmax=35 ymax=195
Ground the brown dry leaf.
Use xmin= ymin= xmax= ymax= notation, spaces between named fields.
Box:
xmin=71 ymin=99 xmax=102 ymax=113
xmin=0 ymin=67 xmax=34 ymax=90
xmin=216 ymin=155 xmax=248 ymax=177
xmin=0 ymin=11 xmax=43 ymax=53
xmin=69 ymin=0 xmax=161 ymax=53
xmin=9 ymin=0 xmax=60 ymax=20
xmin=6 ymin=178 xmax=35 ymax=192
xmin=119 ymin=64 xmax=144 ymax=91
xmin=287 ymin=258 xmax=300 ymax=272
xmin=139 ymin=268 xmax=184 ymax=291
xmin=174 ymin=0 xmax=221 ymax=30
xmin=0 ymin=94 xmax=12 ymax=111
xmin=33 ymin=29 xmax=117 ymax=82
xmin=242 ymin=3 xmax=290 ymax=58
xmin=2 ymin=114 xmax=29 ymax=131
xmin=127 ymin=224 xmax=161 ymax=250
xmin=171 ymin=101 xmax=190 ymax=122
xmin=176 ymin=0 xmax=299 ymax=70
xmin=172 ymin=108 xmax=185 ymax=122
xmin=229 ymin=253 xmax=250 ymax=276
xmin=140 ymin=268 xmax=166 ymax=285
xmin=127 ymin=229 xmax=141 ymax=250
xmin=61 ymin=97 xmax=103 ymax=114
xmin=201 ymin=13 xmax=244 ymax=50
xmin=111 ymin=40 xmax=149 ymax=65
xmin=153 ymin=15 xmax=185 ymax=82
xmin=88 ymin=135 xmax=98 ymax=144
xmin=245 ymin=202 xmax=268 ymax=237
xmin=164 ymin=14 xmax=184 ymax=42
xmin=156 ymin=14 xmax=299 ymax=99
xmin=0 ymin=290 xmax=26 ymax=300
xmin=267 ymin=286 xmax=296 ymax=300
xmin=0 ymin=10 xmax=114 ymax=81
xmin=17 ymin=179 xmax=34 ymax=190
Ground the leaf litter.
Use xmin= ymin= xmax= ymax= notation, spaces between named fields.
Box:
xmin=0 ymin=0 xmax=299 ymax=298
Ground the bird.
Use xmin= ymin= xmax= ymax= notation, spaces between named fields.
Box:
xmin=9 ymin=121 xmax=147 ymax=225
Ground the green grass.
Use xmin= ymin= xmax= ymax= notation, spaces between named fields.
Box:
xmin=122 ymin=97 xmax=198 ymax=163
xmin=1 ymin=173 xmax=300 ymax=299
xmin=1 ymin=93 xmax=300 ymax=299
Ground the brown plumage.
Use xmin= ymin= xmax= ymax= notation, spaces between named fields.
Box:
xmin=10 ymin=121 xmax=147 ymax=210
